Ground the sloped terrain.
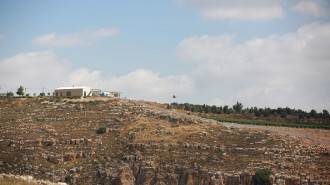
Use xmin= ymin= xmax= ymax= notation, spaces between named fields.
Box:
xmin=0 ymin=97 xmax=329 ymax=185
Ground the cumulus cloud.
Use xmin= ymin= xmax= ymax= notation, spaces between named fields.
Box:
xmin=0 ymin=51 xmax=71 ymax=94
xmin=32 ymin=28 xmax=119 ymax=47
xmin=0 ymin=51 xmax=195 ymax=102
xmin=177 ymin=22 xmax=330 ymax=111
xmin=67 ymin=68 xmax=195 ymax=102
xmin=292 ymin=0 xmax=329 ymax=17
xmin=179 ymin=0 xmax=285 ymax=20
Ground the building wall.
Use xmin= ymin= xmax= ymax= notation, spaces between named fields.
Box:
xmin=54 ymin=87 xmax=95 ymax=97
xmin=55 ymin=89 xmax=83 ymax=97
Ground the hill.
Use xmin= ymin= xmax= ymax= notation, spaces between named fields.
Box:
xmin=0 ymin=97 xmax=329 ymax=185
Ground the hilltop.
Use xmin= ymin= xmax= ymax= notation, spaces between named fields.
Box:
xmin=0 ymin=97 xmax=329 ymax=185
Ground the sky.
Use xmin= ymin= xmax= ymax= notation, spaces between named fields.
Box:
xmin=0 ymin=0 xmax=329 ymax=111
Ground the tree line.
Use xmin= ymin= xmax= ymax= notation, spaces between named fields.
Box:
xmin=4 ymin=85 xmax=50 ymax=98
xmin=165 ymin=101 xmax=330 ymax=119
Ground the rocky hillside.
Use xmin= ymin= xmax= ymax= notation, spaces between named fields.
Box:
xmin=0 ymin=97 xmax=329 ymax=185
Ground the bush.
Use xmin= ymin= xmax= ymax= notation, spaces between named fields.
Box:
xmin=255 ymin=111 xmax=262 ymax=117
xmin=252 ymin=169 xmax=272 ymax=185
xmin=6 ymin=92 xmax=14 ymax=98
xmin=96 ymin=127 xmax=107 ymax=134
xmin=298 ymin=113 xmax=305 ymax=119
xmin=55 ymin=97 xmax=61 ymax=102
xmin=16 ymin=85 xmax=24 ymax=96
xmin=65 ymin=174 xmax=73 ymax=182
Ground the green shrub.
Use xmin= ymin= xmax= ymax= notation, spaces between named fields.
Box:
xmin=96 ymin=127 xmax=107 ymax=134
xmin=205 ymin=116 xmax=330 ymax=129
xmin=255 ymin=111 xmax=262 ymax=117
xmin=65 ymin=174 xmax=73 ymax=182
xmin=6 ymin=92 xmax=14 ymax=98
xmin=55 ymin=97 xmax=61 ymax=102
xmin=252 ymin=169 xmax=272 ymax=185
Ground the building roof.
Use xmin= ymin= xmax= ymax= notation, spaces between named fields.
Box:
xmin=55 ymin=86 xmax=90 ymax=90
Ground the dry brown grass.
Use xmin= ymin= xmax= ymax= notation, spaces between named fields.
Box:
xmin=270 ymin=127 xmax=330 ymax=142
xmin=122 ymin=116 xmax=225 ymax=148
xmin=0 ymin=177 xmax=38 ymax=185
xmin=266 ymin=127 xmax=330 ymax=149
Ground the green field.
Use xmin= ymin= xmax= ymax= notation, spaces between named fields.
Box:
xmin=205 ymin=117 xmax=330 ymax=130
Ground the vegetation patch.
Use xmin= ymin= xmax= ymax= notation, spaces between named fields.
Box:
xmin=252 ymin=168 xmax=272 ymax=185
xmin=96 ymin=127 xmax=107 ymax=134
xmin=164 ymin=102 xmax=330 ymax=126
xmin=206 ymin=117 xmax=330 ymax=129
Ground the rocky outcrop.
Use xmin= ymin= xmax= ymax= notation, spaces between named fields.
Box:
xmin=101 ymin=164 xmax=315 ymax=185
xmin=119 ymin=165 xmax=135 ymax=185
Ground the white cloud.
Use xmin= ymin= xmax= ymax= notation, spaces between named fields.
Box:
xmin=32 ymin=28 xmax=119 ymax=47
xmin=0 ymin=51 xmax=195 ymax=102
xmin=292 ymin=0 xmax=329 ymax=17
xmin=0 ymin=51 xmax=71 ymax=94
xmin=67 ymin=68 xmax=195 ymax=102
xmin=202 ymin=6 xmax=284 ymax=21
xmin=179 ymin=0 xmax=285 ymax=20
xmin=177 ymin=22 xmax=330 ymax=111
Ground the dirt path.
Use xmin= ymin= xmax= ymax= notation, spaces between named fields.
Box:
xmin=134 ymin=100 xmax=330 ymax=145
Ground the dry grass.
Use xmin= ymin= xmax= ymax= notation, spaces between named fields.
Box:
xmin=123 ymin=116 xmax=222 ymax=146
xmin=0 ymin=177 xmax=38 ymax=185
xmin=266 ymin=126 xmax=330 ymax=149
xmin=270 ymin=127 xmax=330 ymax=142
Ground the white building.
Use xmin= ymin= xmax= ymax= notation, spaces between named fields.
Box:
xmin=54 ymin=86 xmax=91 ymax=97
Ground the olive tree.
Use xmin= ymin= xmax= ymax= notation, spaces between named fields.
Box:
xmin=16 ymin=86 xmax=24 ymax=96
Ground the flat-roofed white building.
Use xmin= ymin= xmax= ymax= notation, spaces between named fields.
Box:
xmin=54 ymin=86 xmax=91 ymax=97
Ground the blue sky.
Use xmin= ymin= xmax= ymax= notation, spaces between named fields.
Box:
xmin=0 ymin=0 xmax=330 ymax=111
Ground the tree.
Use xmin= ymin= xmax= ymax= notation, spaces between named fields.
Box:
xmin=39 ymin=92 xmax=45 ymax=97
xmin=6 ymin=92 xmax=14 ymax=98
xmin=16 ymin=86 xmax=24 ymax=96
xmin=191 ymin=106 xmax=197 ymax=112
xmin=280 ymin=112 xmax=287 ymax=118
xmin=263 ymin=108 xmax=271 ymax=117
xmin=233 ymin=101 xmax=243 ymax=113
xmin=285 ymin=107 xmax=293 ymax=115
xmin=198 ymin=106 xmax=204 ymax=113
xmin=255 ymin=111 xmax=262 ymax=117
xmin=252 ymin=169 xmax=272 ymax=185
xmin=229 ymin=108 xmax=234 ymax=114
xmin=310 ymin=109 xmax=317 ymax=118
xmin=298 ymin=113 xmax=305 ymax=119
xmin=223 ymin=105 xmax=229 ymax=114
xmin=322 ymin=109 xmax=329 ymax=118
xmin=204 ymin=106 xmax=211 ymax=114
xmin=211 ymin=105 xmax=217 ymax=114
xmin=216 ymin=106 xmax=223 ymax=114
